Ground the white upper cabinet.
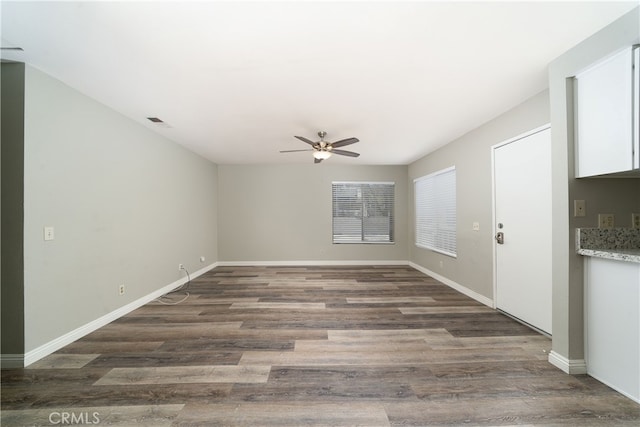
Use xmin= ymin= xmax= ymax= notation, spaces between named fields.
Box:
xmin=574 ymin=46 xmax=639 ymax=178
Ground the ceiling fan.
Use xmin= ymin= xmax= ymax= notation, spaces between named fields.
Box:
xmin=280 ymin=131 xmax=360 ymax=163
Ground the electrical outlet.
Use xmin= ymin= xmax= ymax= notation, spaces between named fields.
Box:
xmin=178 ymin=263 xmax=185 ymax=271
xmin=472 ymin=222 xmax=480 ymax=231
xmin=200 ymin=256 xmax=205 ymax=263
xmin=598 ymin=213 xmax=615 ymax=229
xmin=632 ymin=213 xmax=640 ymax=229
xmin=119 ymin=284 xmax=125 ymax=296
xmin=574 ymin=200 xmax=586 ymax=217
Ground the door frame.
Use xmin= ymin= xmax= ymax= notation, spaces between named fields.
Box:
xmin=490 ymin=123 xmax=551 ymax=317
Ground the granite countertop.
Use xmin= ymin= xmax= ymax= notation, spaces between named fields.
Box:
xmin=577 ymin=247 xmax=640 ymax=263
xmin=576 ymin=228 xmax=640 ymax=264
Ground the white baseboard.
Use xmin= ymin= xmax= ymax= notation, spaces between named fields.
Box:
xmin=21 ymin=262 xmax=218 ymax=367
xmin=409 ymin=262 xmax=494 ymax=308
xmin=219 ymin=261 xmax=494 ymax=309
xmin=0 ymin=353 xmax=25 ymax=369
xmin=587 ymin=371 xmax=640 ymax=404
xmin=14 ymin=260 xmax=494 ymax=367
xmin=548 ymin=350 xmax=587 ymax=374
xmin=220 ymin=260 xmax=494 ymax=309
xmin=217 ymin=260 xmax=410 ymax=267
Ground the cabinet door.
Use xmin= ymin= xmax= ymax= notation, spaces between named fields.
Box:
xmin=585 ymin=257 xmax=640 ymax=403
xmin=634 ymin=47 xmax=639 ymax=170
xmin=574 ymin=47 xmax=635 ymax=177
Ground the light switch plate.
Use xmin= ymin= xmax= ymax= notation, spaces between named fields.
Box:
xmin=43 ymin=226 xmax=55 ymax=241
xmin=574 ymin=200 xmax=586 ymax=217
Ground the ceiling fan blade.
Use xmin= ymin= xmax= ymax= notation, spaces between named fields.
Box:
xmin=330 ymin=137 xmax=359 ymax=148
xmin=331 ymin=149 xmax=360 ymax=157
xmin=280 ymin=149 xmax=314 ymax=153
xmin=295 ymin=136 xmax=316 ymax=146
xmin=314 ymin=157 xmax=322 ymax=164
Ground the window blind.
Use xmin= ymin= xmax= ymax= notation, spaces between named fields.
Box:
xmin=414 ymin=166 xmax=457 ymax=257
xmin=332 ymin=182 xmax=395 ymax=244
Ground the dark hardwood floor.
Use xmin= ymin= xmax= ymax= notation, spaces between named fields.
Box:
xmin=2 ymin=265 xmax=639 ymax=426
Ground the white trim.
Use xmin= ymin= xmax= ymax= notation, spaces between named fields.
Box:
xmin=217 ymin=260 xmax=409 ymax=267
xmin=332 ymin=181 xmax=395 ymax=186
xmin=491 ymin=124 xmax=551 ymax=152
xmin=587 ymin=371 xmax=640 ymax=404
xmin=548 ymin=350 xmax=587 ymax=374
xmin=413 ymin=165 xmax=456 ymax=183
xmin=219 ymin=260 xmax=495 ymax=308
xmin=633 ymin=46 xmax=639 ymax=169
xmin=414 ymin=244 xmax=457 ymax=259
xmin=22 ymin=262 xmax=218 ymax=367
xmin=15 ymin=260 xmax=505 ymax=367
xmin=409 ymin=262 xmax=494 ymax=308
xmin=0 ymin=353 xmax=25 ymax=369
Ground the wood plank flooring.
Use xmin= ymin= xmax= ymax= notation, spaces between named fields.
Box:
xmin=2 ymin=265 xmax=640 ymax=426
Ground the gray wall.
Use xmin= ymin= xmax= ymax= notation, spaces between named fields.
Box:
xmin=8 ymin=8 xmax=639 ymax=364
xmin=1 ymin=62 xmax=26 ymax=356
xmin=218 ymin=164 xmax=408 ymax=263
xmin=408 ymin=90 xmax=550 ymax=300
xmin=22 ymin=66 xmax=219 ymax=353
xmin=549 ymin=7 xmax=640 ymax=363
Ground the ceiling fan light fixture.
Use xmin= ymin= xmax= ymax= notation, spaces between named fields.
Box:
xmin=313 ymin=150 xmax=332 ymax=160
xmin=285 ymin=132 xmax=359 ymax=163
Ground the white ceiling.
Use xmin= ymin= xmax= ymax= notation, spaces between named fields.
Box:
xmin=2 ymin=1 xmax=638 ymax=165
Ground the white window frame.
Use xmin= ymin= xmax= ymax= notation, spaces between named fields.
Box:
xmin=414 ymin=166 xmax=457 ymax=257
xmin=332 ymin=181 xmax=395 ymax=244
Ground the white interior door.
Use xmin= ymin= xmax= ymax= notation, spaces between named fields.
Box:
xmin=493 ymin=126 xmax=552 ymax=335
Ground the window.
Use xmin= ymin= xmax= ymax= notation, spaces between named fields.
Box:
xmin=332 ymin=182 xmax=395 ymax=244
xmin=414 ymin=166 xmax=456 ymax=257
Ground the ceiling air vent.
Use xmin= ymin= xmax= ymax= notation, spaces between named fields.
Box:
xmin=146 ymin=117 xmax=171 ymax=128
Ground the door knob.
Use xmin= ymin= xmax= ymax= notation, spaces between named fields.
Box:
xmin=495 ymin=232 xmax=504 ymax=244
